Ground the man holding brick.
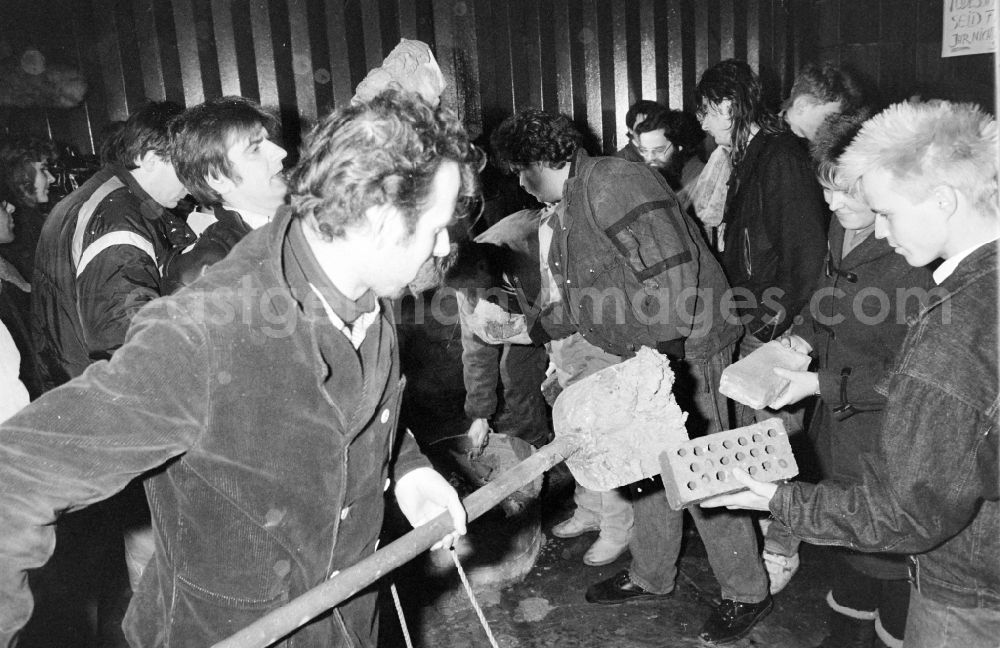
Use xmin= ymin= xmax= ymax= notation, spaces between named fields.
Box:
xmin=704 ymin=100 xmax=999 ymax=648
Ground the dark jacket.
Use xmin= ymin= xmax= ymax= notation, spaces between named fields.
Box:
xmin=30 ymin=164 xmax=195 ymax=391
xmin=0 ymin=204 xmax=45 ymax=280
xmin=795 ymin=222 xmax=935 ymax=578
xmin=539 ymin=150 xmax=739 ymax=360
xmin=0 ymin=258 xmax=39 ymax=399
xmin=162 ymin=205 xmax=254 ymax=293
xmin=721 ymin=131 xmax=828 ymax=341
xmin=772 ymin=242 xmax=999 ymax=610
xmin=459 ymin=209 xmax=549 ymax=446
xmin=0 ymin=209 xmax=429 ymax=647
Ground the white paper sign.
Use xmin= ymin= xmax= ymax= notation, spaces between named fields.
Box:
xmin=942 ymin=0 xmax=997 ymax=57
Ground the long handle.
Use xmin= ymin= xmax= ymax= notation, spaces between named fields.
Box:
xmin=213 ymin=435 xmax=577 ymax=648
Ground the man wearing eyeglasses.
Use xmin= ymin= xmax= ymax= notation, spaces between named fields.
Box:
xmin=618 ymin=100 xmax=708 ymax=213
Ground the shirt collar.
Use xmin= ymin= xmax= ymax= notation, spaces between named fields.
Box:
xmin=537 ymin=202 xmax=559 ymax=227
xmin=932 ymin=236 xmax=1000 ymax=284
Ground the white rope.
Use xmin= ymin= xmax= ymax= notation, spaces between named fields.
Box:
xmin=390 ymin=581 xmax=414 ymax=648
xmin=391 ymin=547 xmax=501 ymax=648
xmin=450 ymin=547 xmax=501 ymax=648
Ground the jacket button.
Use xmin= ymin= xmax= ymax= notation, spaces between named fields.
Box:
xmin=380 ymin=409 xmax=390 ymax=424
xmin=340 ymin=506 xmax=350 ymax=520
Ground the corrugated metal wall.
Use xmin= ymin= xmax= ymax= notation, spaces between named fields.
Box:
xmin=804 ymin=0 xmax=996 ymax=108
xmin=1 ymin=0 xmax=808 ymax=157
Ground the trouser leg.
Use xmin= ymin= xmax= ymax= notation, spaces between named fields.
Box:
xmin=692 ymin=505 xmax=769 ymax=603
xmin=626 ymin=478 xmax=681 ymax=594
xmin=629 ymin=343 xmax=765 ymax=601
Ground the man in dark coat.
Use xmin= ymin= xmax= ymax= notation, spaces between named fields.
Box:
xmin=123 ymin=96 xmax=290 ymax=591
xmin=30 ymin=101 xmax=195 ymax=393
xmin=163 ymin=96 xmax=288 ymax=292
xmin=26 ymin=101 xmax=196 ymax=646
xmin=695 ymin=60 xmax=829 ymax=347
xmin=0 ymin=90 xmax=473 ymax=648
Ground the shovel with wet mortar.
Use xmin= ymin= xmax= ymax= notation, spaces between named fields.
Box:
xmin=213 ymin=348 xmax=796 ymax=648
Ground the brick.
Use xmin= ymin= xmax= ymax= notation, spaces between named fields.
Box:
xmin=659 ymin=418 xmax=799 ymax=510
xmin=718 ymin=341 xmax=811 ymax=410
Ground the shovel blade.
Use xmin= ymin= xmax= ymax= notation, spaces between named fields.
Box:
xmin=552 ymin=347 xmax=689 ymax=491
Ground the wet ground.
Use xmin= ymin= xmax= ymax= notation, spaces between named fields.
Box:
xmin=384 ymin=480 xmax=838 ymax=648
xmin=20 ymin=471 xmax=839 ymax=648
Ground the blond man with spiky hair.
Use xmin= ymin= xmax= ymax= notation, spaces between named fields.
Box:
xmin=703 ymin=100 xmax=999 ymax=648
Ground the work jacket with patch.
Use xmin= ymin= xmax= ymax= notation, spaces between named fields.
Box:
xmin=538 ymin=149 xmax=739 ymax=360
xmin=30 ymin=164 xmax=194 ymax=392
xmin=0 ymin=209 xmax=429 ymax=647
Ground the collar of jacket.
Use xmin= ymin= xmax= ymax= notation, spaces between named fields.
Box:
xmin=106 ymin=163 xmax=196 ymax=250
xmin=562 ymin=149 xmax=596 ymax=204
xmin=284 ymin=215 xmax=376 ymax=324
xmin=917 ymin=241 xmax=996 ymax=319
xmin=829 ymin=220 xmax=896 ymax=268
xmin=725 ymin=130 xmax=799 ymax=207
xmin=567 ymin=148 xmax=590 ymax=181
xmin=108 ymin=163 xmax=172 ymax=224
xmin=212 ymin=204 xmax=253 ymax=235
xmin=257 ymin=206 xmax=384 ymax=327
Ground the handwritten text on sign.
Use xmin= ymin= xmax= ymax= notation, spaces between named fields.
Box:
xmin=942 ymin=0 xmax=997 ymax=57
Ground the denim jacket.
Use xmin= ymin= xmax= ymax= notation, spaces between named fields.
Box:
xmin=772 ymin=242 xmax=999 ymax=609
xmin=540 ymin=150 xmax=740 ymax=360
xmin=0 ymin=210 xmax=429 ymax=647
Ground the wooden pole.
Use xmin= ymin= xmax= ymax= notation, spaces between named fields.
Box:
xmin=213 ymin=435 xmax=577 ymax=648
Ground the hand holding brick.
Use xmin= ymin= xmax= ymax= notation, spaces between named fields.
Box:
xmin=659 ymin=418 xmax=798 ymax=510
xmin=718 ymin=340 xmax=811 ymax=409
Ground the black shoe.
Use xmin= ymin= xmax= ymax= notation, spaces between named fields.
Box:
xmin=585 ymin=569 xmax=674 ymax=605
xmin=699 ymin=596 xmax=773 ymax=644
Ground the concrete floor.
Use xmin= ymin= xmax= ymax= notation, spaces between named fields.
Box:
xmin=383 ymin=484 xmax=838 ymax=648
